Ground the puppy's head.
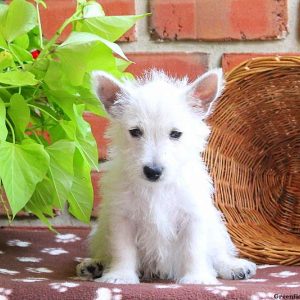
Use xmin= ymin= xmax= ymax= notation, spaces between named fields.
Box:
xmin=92 ymin=69 xmax=224 ymax=184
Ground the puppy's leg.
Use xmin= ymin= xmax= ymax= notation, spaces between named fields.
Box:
xmin=177 ymin=219 xmax=219 ymax=285
xmin=209 ymin=214 xmax=257 ymax=280
xmin=96 ymin=215 xmax=139 ymax=284
xmin=76 ymin=258 xmax=103 ymax=279
xmin=215 ymin=256 xmax=257 ymax=280
xmin=77 ymin=220 xmax=107 ymax=279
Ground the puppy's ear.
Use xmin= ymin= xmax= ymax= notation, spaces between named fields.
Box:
xmin=188 ymin=68 xmax=224 ymax=117
xmin=92 ymin=71 xmax=126 ymax=115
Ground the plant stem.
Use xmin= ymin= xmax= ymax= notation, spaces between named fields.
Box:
xmin=33 ymin=131 xmax=42 ymax=144
xmin=36 ymin=2 xmax=44 ymax=49
xmin=0 ymin=186 xmax=12 ymax=224
xmin=38 ymin=10 xmax=82 ymax=59
xmin=25 ymin=124 xmax=43 ymax=131
xmin=28 ymin=104 xmax=59 ymax=122
xmin=0 ymin=86 xmax=19 ymax=90
xmin=5 ymin=118 xmax=15 ymax=144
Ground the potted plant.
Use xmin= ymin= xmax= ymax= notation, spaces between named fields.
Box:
xmin=0 ymin=0 xmax=145 ymax=228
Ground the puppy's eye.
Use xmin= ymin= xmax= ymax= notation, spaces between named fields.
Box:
xmin=170 ymin=130 xmax=182 ymax=140
xmin=129 ymin=128 xmax=143 ymax=138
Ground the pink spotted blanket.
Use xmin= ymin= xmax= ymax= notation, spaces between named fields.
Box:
xmin=0 ymin=227 xmax=299 ymax=300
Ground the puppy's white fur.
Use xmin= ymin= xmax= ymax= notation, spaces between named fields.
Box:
xmin=78 ymin=69 xmax=256 ymax=284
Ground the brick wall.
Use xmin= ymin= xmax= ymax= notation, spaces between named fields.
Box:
xmin=1 ymin=0 xmax=299 ymax=226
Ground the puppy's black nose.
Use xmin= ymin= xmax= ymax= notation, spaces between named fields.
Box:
xmin=143 ymin=165 xmax=163 ymax=182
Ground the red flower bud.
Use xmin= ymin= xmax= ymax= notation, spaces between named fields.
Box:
xmin=31 ymin=49 xmax=41 ymax=59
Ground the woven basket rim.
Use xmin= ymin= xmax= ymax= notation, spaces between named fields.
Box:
xmin=225 ymin=55 xmax=300 ymax=83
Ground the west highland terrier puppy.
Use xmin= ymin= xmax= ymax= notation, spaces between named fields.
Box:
xmin=77 ymin=69 xmax=256 ymax=284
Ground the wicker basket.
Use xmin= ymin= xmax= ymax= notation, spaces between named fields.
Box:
xmin=204 ymin=56 xmax=300 ymax=265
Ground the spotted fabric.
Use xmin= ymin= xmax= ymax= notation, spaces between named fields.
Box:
xmin=0 ymin=227 xmax=299 ymax=300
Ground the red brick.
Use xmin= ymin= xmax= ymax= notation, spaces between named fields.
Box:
xmin=83 ymin=113 xmax=110 ymax=161
xmin=150 ymin=0 xmax=197 ymax=40
xmin=150 ymin=0 xmax=288 ymax=41
xmin=222 ymin=53 xmax=300 ymax=73
xmin=91 ymin=171 xmax=102 ymax=217
xmin=39 ymin=0 xmax=136 ymax=42
xmin=126 ymin=52 xmax=209 ymax=81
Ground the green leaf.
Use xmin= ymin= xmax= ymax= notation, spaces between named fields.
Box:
xmin=55 ymin=32 xmax=120 ymax=86
xmin=0 ymin=88 xmax=11 ymax=102
xmin=116 ymin=57 xmax=132 ymax=72
xmin=46 ymin=140 xmax=75 ymax=209
xmin=0 ymin=70 xmax=38 ymax=86
xmin=46 ymin=123 xmax=66 ymax=144
xmin=0 ymin=141 xmax=49 ymax=216
xmin=77 ymin=84 xmax=106 ymax=116
xmin=9 ymin=43 xmax=33 ymax=62
xmin=0 ymin=4 xmax=8 ymax=21
xmin=26 ymin=200 xmax=55 ymax=230
xmin=0 ymin=35 xmax=8 ymax=50
xmin=74 ymin=104 xmax=99 ymax=169
xmin=74 ymin=14 xmax=147 ymax=42
xmin=27 ymin=57 xmax=49 ymax=80
xmin=73 ymin=104 xmax=89 ymax=137
xmin=67 ymin=150 xmax=93 ymax=223
xmin=27 ymin=26 xmax=42 ymax=49
xmin=76 ymin=130 xmax=98 ymax=170
xmin=31 ymin=102 xmax=60 ymax=121
xmin=44 ymin=60 xmax=75 ymax=92
xmin=28 ymin=177 xmax=55 ymax=216
xmin=26 ymin=175 xmax=58 ymax=230
xmin=0 ymin=98 xmax=8 ymax=141
xmin=13 ymin=34 xmax=29 ymax=49
xmin=0 ymin=4 xmax=8 ymax=41
xmin=59 ymin=120 xmax=76 ymax=138
xmin=59 ymin=121 xmax=98 ymax=170
xmin=8 ymin=93 xmax=30 ymax=133
xmin=25 ymin=200 xmax=56 ymax=232
xmin=59 ymin=105 xmax=98 ymax=170
xmin=44 ymin=88 xmax=75 ymax=118
xmin=0 ymin=51 xmax=13 ymax=71
xmin=60 ymin=31 xmax=128 ymax=60
xmin=4 ymin=0 xmax=37 ymax=42
xmin=44 ymin=81 xmax=105 ymax=117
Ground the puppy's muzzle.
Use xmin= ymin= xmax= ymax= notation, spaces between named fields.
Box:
xmin=143 ymin=165 xmax=164 ymax=182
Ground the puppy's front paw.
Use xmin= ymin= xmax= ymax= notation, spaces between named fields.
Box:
xmin=178 ymin=273 xmax=219 ymax=285
xmin=217 ymin=258 xmax=257 ymax=280
xmin=96 ymin=271 xmax=140 ymax=284
xmin=76 ymin=259 xmax=103 ymax=279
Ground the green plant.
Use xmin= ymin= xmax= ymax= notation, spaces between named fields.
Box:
xmin=0 ymin=0 xmax=145 ymax=228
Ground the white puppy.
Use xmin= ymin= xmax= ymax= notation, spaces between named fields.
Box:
xmin=77 ymin=69 xmax=256 ymax=284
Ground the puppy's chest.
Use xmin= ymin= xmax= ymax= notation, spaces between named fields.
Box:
xmin=130 ymin=192 xmax=187 ymax=241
